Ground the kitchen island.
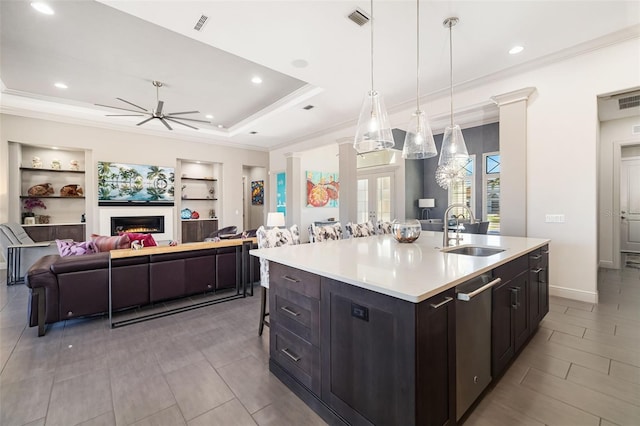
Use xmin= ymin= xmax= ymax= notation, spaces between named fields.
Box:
xmin=251 ymin=232 xmax=550 ymax=425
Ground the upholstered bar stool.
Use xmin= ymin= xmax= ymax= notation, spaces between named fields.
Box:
xmin=256 ymin=224 xmax=300 ymax=336
xmin=345 ymin=221 xmax=376 ymax=238
xmin=308 ymin=222 xmax=343 ymax=242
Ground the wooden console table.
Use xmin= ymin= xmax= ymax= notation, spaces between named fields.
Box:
xmin=108 ymin=238 xmax=256 ymax=328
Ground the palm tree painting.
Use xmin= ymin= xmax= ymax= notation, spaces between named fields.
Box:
xmin=97 ymin=162 xmax=175 ymax=202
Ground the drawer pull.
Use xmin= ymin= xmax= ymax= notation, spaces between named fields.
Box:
xmin=530 ymin=254 xmax=542 ymax=260
xmin=281 ymin=348 xmax=301 ymax=362
xmin=430 ymin=296 xmax=453 ymax=309
xmin=532 ymin=268 xmax=543 ymax=274
xmin=282 ymin=275 xmax=301 ymax=283
xmin=281 ymin=306 xmax=300 ymax=316
xmin=542 ymin=249 xmax=550 ymax=255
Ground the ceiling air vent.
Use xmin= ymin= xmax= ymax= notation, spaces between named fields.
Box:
xmin=633 ymin=124 xmax=640 ymax=135
xmin=348 ymin=9 xmax=370 ymax=26
xmin=619 ymin=95 xmax=640 ymax=110
xmin=303 ymin=105 xmax=314 ymax=110
xmin=194 ymin=15 xmax=209 ymax=31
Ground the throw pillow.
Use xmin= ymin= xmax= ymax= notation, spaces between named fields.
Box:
xmin=56 ymin=239 xmax=98 ymax=257
xmin=90 ymin=234 xmax=131 ymax=252
xmin=124 ymin=232 xmax=157 ymax=247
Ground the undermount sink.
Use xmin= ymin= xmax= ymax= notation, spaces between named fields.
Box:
xmin=442 ymin=245 xmax=505 ymax=257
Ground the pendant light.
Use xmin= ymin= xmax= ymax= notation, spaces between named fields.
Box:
xmin=437 ymin=17 xmax=469 ymax=167
xmin=353 ymin=0 xmax=394 ymax=154
xmin=402 ymin=0 xmax=437 ymax=160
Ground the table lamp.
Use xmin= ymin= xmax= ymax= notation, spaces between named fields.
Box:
xmin=266 ymin=212 xmax=285 ymax=228
xmin=418 ymin=198 xmax=435 ymax=220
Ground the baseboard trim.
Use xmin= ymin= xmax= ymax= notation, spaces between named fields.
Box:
xmin=550 ymin=285 xmax=598 ymax=304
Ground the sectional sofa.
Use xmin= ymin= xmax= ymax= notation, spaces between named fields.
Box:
xmin=25 ymin=242 xmax=258 ymax=336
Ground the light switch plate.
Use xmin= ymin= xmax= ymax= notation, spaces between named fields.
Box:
xmin=545 ymin=214 xmax=565 ymax=223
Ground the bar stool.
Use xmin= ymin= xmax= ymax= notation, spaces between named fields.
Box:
xmin=256 ymin=224 xmax=300 ymax=336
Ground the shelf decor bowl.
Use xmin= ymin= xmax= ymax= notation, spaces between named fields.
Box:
xmin=391 ymin=219 xmax=421 ymax=243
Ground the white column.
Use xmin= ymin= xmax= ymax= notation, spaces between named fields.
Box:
xmin=337 ymin=137 xmax=357 ymax=225
xmin=284 ymin=152 xmax=302 ymax=228
xmin=491 ymin=87 xmax=536 ymax=237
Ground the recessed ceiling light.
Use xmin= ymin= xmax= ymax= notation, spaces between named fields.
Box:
xmin=251 ymin=76 xmax=262 ymax=84
xmin=205 ymin=114 xmax=213 ymax=119
xmin=217 ymin=124 xmax=224 ymax=128
xmin=250 ymin=131 xmax=258 ymax=135
xmin=292 ymin=59 xmax=309 ymax=68
xmin=54 ymin=82 xmax=68 ymax=89
xmin=509 ymin=45 xmax=524 ymax=55
xmin=51 ymin=147 xmax=59 ymax=150
xmin=31 ymin=2 xmax=54 ymax=15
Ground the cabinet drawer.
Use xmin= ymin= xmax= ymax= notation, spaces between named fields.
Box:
xmin=494 ymin=254 xmax=529 ymax=283
xmin=271 ymin=324 xmax=321 ymax=396
xmin=270 ymin=262 xmax=320 ymax=299
xmin=272 ymin=286 xmax=320 ymax=346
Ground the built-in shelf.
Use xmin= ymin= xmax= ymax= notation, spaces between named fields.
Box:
xmin=20 ymin=195 xmax=85 ymax=199
xmin=180 ymin=198 xmax=218 ymax=201
xmin=20 ymin=167 xmax=85 ymax=174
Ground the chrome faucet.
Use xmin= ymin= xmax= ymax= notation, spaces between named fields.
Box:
xmin=443 ymin=204 xmax=476 ymax=247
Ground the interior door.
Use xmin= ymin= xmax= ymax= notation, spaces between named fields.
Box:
xmin=357 ymin=172 xmax=394 ymax=224
xmin=620 ymin=158 xmax=640 ymax=253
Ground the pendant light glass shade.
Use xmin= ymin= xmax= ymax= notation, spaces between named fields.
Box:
xmin=354 ymin=91 xmax=394 ymax=153
xmin=353 ymin=0 xmax=394 ymax=154
xmin=438 ymin=124 xmax=468 ymax=166
xmin=439 ymin=17 xmax=469 ymax=168
xmin=402 ymin=110 xmax=437 ymax=159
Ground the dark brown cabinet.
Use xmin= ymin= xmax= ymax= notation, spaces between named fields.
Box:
xmin=270 ymin=265 xmax=455 ymax=426
xmin=23 ymin=224 xmax=85 ymax=242
xmin=529 ymin=245 xmax=550 ymax=327
xmin=492 ymin=254 xmax=530 ymax=377
xmin=181 ymin=219 xmax=218 ymax=243
xmin=269 ymin=262 xmax=321 ymax=396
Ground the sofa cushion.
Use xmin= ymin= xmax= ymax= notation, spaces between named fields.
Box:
xmin=91 ymin=234 xmax=130 ymax=252
xmin=56 ymin=239 xmax=98 ymax=257
xmin=124 ymin=232 xmax=157 ymax=247
xmin=50 ymin=252 xmax=109 ymax=274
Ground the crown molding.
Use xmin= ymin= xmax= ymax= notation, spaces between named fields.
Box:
xmin=490 ymin=88 xmax=537 ymax=107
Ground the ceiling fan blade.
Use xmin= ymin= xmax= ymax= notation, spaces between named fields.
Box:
xmin=156 ymin=100 xmax=164 ymax=115
xmin=166 ymin=110 xmax=200 ymax=116
xmin=136 ymin=117 xmax=155 ymax=126
xmin=106 ymin=114 xmax=145 ymax=117
xmin=165 ymin=117 xmax=199 ymax=130
xmin=96 ymin=104 xmax=150 ymax=114
xmin=116 ymin=97 xmax=148 ymax=112
xmin=159 ymin=117 xmax=173 ymax=130
xmin=165 ymin=116 xmax=210 ymax=123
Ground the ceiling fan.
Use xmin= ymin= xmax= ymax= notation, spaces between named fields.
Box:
xmin=96 ymin=80 xmax=209 ymax=130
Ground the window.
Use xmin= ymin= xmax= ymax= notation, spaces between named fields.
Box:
xmin=448 ymin=156 xmax=475 ymax=219
xmin=483 ymin=153 xmax=500 ymax=233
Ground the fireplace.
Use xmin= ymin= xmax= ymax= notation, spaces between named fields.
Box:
xmin=110 ymin=216 xmax=165 ymax=236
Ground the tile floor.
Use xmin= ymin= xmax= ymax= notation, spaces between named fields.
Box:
xmin=1 ymin=267 xmax=639 ymax=425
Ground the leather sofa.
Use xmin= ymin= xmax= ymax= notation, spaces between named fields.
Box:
xmin=25 ymin=244 xmax=258 ymax=336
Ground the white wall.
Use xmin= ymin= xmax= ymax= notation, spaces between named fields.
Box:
xmin=270 ymin=37 xmax=640 ymax=302
xmin=1 ymin=114 xmax=269 ymax=240
xmin=599 ymin=116 xmax=640 ymax=268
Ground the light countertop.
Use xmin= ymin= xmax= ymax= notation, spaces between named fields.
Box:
xmin=250 ymin=232 xmax=549 ymax=303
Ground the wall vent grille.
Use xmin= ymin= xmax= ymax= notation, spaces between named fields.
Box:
xmin=348 ymin=9 xmax=370 ymax=26
xmin=619 ymin=95 xmax=640 ymax=110
xmin=633 ymin=124 xmax=640 ymax=135
xmin=194 ymin=15 xmax=209 ymax=31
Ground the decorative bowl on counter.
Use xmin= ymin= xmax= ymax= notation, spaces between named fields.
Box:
xmin=391 ymin=219 xmax=421 ymax=243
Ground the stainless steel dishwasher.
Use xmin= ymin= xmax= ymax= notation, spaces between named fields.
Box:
xmin=455 ymin=274 xmax=502 ymax=421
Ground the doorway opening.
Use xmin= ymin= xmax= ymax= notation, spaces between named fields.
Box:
xmin=242 ymin=166 xmax=266 ymax=231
